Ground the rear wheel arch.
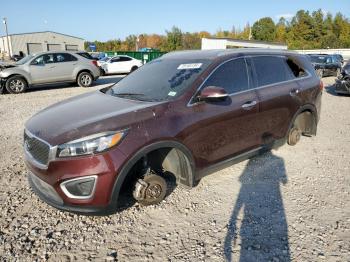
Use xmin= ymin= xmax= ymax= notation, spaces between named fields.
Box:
xmin=109 ymin=140 xmax=196 ymax=208
xmin=75 ymin=69 xmax=93 ymax=82
xmin=289 ymin=105 xmax=318 ymax=137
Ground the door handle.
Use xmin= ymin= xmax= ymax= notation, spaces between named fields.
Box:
xmin=241 ymin=100 xmax=257 ymax=109
xmin=290 ymin=88 xmax=300 ymax=96
xmin=49 ymin=66 xmax=56 ymax=69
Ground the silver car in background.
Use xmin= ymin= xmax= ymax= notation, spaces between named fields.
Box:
xmin=0 ymin=51 xmax=100 ymax=94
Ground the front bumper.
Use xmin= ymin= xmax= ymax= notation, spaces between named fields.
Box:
xmin=0 ymin=78 xmax=6 ymax=93
xmin=28 ymin=172 xmax=114 ymax=215
xmin=25 ymin=147 xmax=128 ymax=215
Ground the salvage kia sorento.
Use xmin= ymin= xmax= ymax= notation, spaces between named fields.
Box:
xmin=24 ymin=49 xmax=322 ymax=215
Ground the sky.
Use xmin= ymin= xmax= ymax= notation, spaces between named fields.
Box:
xmin=1 ymin=0 xmax=349 ymax=41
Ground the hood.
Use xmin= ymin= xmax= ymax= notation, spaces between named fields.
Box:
xmin=25 ymin=90 xmax=163 ymax=145
xmin=0 ymin=63 xmax=17 ymax=71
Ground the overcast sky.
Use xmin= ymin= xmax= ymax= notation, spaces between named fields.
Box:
xmin=1 ymin=0 xmax=349 ymax=41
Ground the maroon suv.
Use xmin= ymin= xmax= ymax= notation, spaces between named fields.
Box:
xmin=24 ymin=49 xmax=322 ymax=215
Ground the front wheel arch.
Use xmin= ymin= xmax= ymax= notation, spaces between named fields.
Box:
xmin=5 ymin=75 xmax=29 ymax=94
xmin=109 ymin=140 xmax=196 ymax=209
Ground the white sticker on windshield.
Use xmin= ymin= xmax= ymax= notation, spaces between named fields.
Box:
xmin=168 ymin=91 xmax=177 ymax=96
xmin=177 ymin=63 xmax=202 ymax=70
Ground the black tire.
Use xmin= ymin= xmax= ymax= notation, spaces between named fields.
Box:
xmin=287 ymin=126 xmax=301 ymax=146
xmin=5 ymin=75 xmax=28 ymax=94
xmin=77 ymin=72 xmax=93 ymax=87
xmin=130 ymin=66 xmax=138 ymax=73
xmin=136 ymin=174 xmax=167 ymax=206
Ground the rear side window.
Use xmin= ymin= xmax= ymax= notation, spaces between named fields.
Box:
xmin=119 ymin=56 xmax=132 ymax=62
xmin=203 ymin=58 xmax=249 ymax=94
xmin=111 ymin=57 xmax=120 ymax=63
xmin=252 ymin=56 xmax=294 ymax=87
xmin=77 ymin=52 xmax=94 ymax=60
xmin=56 ymin=53 xmax=78 ymax=62
xmin=286 ymin=58 xmax=306 ymax=78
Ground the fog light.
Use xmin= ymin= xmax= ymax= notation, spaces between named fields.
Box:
xmin=60 ymin=176 xmax=97 ymax=199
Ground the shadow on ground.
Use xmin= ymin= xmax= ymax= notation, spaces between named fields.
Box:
xmin=224 ymin=151 xmax=290 ymax=262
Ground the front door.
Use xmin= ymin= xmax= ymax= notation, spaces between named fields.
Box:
xmin=29 ymin=53 xmax=58 ymax=84
xmin=183 ymin=57 xmax=261 ymax=168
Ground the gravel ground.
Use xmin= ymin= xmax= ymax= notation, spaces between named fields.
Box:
xmin=0 ymin=76 xmax=349 ymax=261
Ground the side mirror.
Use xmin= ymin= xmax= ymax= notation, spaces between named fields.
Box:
xmin=198 ymin=86 xmax=229 ymax=102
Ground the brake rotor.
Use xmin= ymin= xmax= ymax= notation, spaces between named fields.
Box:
xmin=133 ymin=174 xmax=167 ymax=206
xmin=288 ymin=127 xmax=301 ymax=146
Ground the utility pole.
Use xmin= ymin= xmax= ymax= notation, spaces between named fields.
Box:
xmin=135 ymin=36 xmax=139 ymax=51
xmin=2 ymin=18 xmax=12 ymax=57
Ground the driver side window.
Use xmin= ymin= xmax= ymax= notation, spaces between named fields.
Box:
xmin=203 ymin=58 xmax=249 ymax=94
xmin=31 ymin=55 xmax=45 ymax=65
xmin=31 ymin=54 xmax=55 ymax=65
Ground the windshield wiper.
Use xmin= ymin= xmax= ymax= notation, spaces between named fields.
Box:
xmin=114 ymin=92 xmax=145 ymax=97
xmin=112 ymin=92 xmax=150 ymax=101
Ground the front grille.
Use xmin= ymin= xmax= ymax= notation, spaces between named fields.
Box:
xmin=24 ymin=132 xmax=50 ymax=165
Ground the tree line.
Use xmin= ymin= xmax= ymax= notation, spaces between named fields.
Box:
xmin=85 ymin=9 xmax=350 ymax=52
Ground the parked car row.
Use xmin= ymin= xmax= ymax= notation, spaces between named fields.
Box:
xmin=307 ymin=54 xmax=343 ymax=78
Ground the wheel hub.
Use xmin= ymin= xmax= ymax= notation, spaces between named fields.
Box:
xmin=133 ymin=174 xmax=167 ymax=205
xmin=10 ymin=80 xmax=24 ymax=92
xmin=81 ymin=75 xmax=92 ymax=86
xmin=146 ymin=184 xmax=162 ymax=199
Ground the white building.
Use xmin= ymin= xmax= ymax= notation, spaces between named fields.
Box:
xmin=0 ymin=31 xmax=85 ymax=57
xmin=202 ymin=37 xmax=287 ymax=50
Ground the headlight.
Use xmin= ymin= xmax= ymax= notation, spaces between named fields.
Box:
xmin=57 ymin=131 xmax=126 ymax=158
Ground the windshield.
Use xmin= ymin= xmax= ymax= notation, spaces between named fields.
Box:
xmin=15 ymin=55 xmax=33 ymax=65
xmin=105 ymin=58 xmax=211 ymax=101
xmin=309 ymin=55 xmax=326 ymax=63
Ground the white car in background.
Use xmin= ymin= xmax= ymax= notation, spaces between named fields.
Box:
xmin=101 ymin=55 xmax=143 ymax=74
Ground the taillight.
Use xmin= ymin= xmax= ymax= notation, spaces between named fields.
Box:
xmin=319 ymin=80 xmax=324 ymax=91
xmin=92 ymin=60 xmax=98 ymax=67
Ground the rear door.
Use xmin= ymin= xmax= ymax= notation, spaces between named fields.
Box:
xmin=184 ymin=57 xmax=261 ymax=166
xmin=53 ymin=53 xmax=78 ymax=81
xmin=250 ymin=55 xmax=302 ymax=141
xmin=118 ymin=56 xmax=133 ymax=72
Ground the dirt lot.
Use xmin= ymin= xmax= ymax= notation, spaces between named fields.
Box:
xmin=0 ymin=76 xmax=349 ymax=261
